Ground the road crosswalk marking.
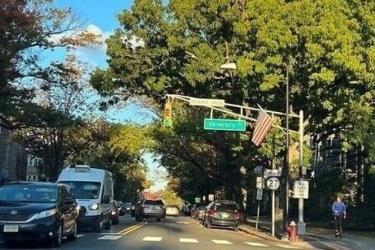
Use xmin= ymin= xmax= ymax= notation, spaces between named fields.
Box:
xmin=244 ymin=241 xmax=269 ymax=247
xmin=77 ymin=234 xmax=85 ymax=238
xmin=142 ymin=236 xmax=163 ymax=242
xmin=98 ymin=235 xmax=123 ymax=240
xmin=212 ymin=240 xmax=233 ymax=245
xmin=276 ymin=244 xmax=300 ymax=249
xmin=180 ymin=238 xmax=198 ymax=243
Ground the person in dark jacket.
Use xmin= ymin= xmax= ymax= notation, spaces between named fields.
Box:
xmin=331 ymin=197 xmax=346 ymax=238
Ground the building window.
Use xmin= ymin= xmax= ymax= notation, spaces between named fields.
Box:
xmin=27 ymin=155 xmax=34 ymax=167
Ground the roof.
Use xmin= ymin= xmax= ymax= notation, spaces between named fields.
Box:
xmin=3 ymin=181 xmax=57 ymax=187
xmin=58 ymin=167 xmax=111 ymax=182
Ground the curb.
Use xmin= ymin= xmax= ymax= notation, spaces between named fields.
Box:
xmin=238 ymin=225 xmax=281 ymax=242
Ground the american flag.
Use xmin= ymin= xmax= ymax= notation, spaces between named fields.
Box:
xmin=252 ymin=110 xmax=273 ymax=146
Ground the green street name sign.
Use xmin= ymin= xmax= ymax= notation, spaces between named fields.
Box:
xmin=204 ymin=118 xmax=247 ymax=131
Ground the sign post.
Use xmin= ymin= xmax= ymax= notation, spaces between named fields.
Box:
xmin=255 ymin=188 xmax=262 ymax=230
xmin=264 ymin=168 xmax=281 ymax=237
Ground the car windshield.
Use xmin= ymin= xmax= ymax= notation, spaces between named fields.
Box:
xmin=60 ymin=181 xmax=101 ymax=199
xmin=144 ymin=200 xmax=164 ymax=206
xmin=0 ymin=184 xmax=57 ymax=203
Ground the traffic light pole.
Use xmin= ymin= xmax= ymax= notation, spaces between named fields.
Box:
xmin=165 ymin=94 xmax=306 ymax=236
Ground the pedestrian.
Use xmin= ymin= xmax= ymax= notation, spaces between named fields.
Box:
xmin=331 ymin=196 xmax=346 ymax=238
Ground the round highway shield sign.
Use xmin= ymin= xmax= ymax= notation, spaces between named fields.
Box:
xmin=267 ymin=177 xmax=280 ymax=190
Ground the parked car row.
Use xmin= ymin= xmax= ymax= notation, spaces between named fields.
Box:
xmin=189 ymin=200 xmax=241 ymax=231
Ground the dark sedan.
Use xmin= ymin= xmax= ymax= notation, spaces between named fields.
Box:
xmin=0 ymin=182 xmax=78 ymax=247
xmin=203 ymin=200 xmax=240 ymax=231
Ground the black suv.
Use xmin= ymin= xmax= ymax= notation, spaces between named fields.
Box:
xmin=0 ymin=182 xmax=78 ymax=247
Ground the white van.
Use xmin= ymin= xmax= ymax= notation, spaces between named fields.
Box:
xmin=57 ymin=165 xmax=113 ymax=232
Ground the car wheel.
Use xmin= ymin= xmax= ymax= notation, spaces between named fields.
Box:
xmin=105 ymin=217 xmax=111 ymax=229
xmin=67 ymin=220 xmax=78 ymax=241
xmin=52 ymin=223 xmax=63 ymax=247
xmin=156 ymin=218 xmax=161 ymax=222
xmin=233 ymin=225 xmax=239 ymax=231
xmin=112 ymin=216 xmax=119 ymax=225
xmin=204 ymin=219 xmax=211 ymax=229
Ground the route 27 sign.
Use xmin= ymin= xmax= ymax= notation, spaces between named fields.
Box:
xmin=266 ymin=177 xmax=280 ymax=190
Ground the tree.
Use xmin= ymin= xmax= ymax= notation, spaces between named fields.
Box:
xmin=91 ymin=0 xmax=375 ymax=222
xmin=0 ymin=0 xmax=99 ymax=128
xmin=16 ymin=56 xmax=99 ymax=180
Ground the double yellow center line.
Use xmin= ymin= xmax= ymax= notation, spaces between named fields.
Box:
xmin=117 ymin=221 xmax=148 ymax=235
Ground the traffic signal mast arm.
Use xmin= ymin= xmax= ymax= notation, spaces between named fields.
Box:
xmin=165 ymin=94 xmax=300 ymax=134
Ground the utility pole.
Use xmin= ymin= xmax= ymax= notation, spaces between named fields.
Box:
xmin=298 ymin=110 xmax=306 ymax=234
xmin=284 ymin=65 xmax=290 ymax=231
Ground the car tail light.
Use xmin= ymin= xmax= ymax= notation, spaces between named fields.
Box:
xmin=234 ymin=212 xmax=240 ymax=220
xmin=208 ymin=209 xmax=216 ymax=217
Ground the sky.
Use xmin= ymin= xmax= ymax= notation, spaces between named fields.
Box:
xmin=52 ymin=0 xmax=167 ymax=191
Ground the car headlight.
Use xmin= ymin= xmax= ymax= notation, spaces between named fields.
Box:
xmin=111 ymin=210 xmax=116 ymax=215
xmin=88 ymin=204 xmax=99 ymax=210
xmin=30 ymin=209 xmax=56 ymax=221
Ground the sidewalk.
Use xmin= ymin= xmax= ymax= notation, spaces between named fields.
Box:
xmin=239 ymin=217 xmax=375 ymax=250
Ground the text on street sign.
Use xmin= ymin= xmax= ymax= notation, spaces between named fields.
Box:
xmin=264 ymin=168 xmax=281 ymax=178
xmin=266 ymin=177 xmax=280 ymax=190
xmin=292 ymin=180 xmax=309 ymax=199
xmin=189 ymin=98 xmax=225 ymax=107
xmin=204 ymin=118 xmax=246 ymax=131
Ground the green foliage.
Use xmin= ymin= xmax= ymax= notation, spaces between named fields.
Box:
xmin=91 ymin=0 xmax=375 ymax=216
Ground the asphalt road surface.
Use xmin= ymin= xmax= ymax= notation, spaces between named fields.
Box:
xmin=0 ymin=214 xmax=308 ymax=250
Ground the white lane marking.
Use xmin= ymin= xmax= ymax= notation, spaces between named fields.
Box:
xmin=98 ymin=235 xmax=123 ymax=240
xmin=276 ymin=244 xmax=300 ymax=249
xmin=142 ymin=237 xmax=162 ymax=242
xmin=77 ymin=234 xmax=85 ymax=238
xmin=176 ymin=221 xmax=190 ymax=224
xmin=244 ymin=241 xmax=268 ymax=247
xmin=212 ymin=240 xmax=233 ymax=245
xmin=180 ymin=238 xmax=198 ymax=243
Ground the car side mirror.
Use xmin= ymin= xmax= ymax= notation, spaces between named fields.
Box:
xmin=64 ymin=197 xmax=75 ymax=205
xmin=102 ymin=195 xmax=110 ymax=204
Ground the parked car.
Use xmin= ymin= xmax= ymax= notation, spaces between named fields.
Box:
xmin=130 ymin=202 xmax=140 ymax=217
xmin=203 ymin=200 xmax=240 ymax=231
xmin=0 ymin=182 xmax=78 ymax=247
xmin=165 ymin=205 xmax=179 ymax=217
xmin=111 ymin=201 xmax=120 ymax=225
xmin=195 ymin=206 xmax=206 ymax=221
xmin=134 ymin=199 xmax=166 ymax=222
xmin=190 ymin=204 xmax=198 ymax=218
xmin=183 ymin=204 xmax=193 ymax=216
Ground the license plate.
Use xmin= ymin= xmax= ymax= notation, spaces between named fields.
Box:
xmin=221 ymin=213 xmax=229 ymax=218
xmin=4 ymin=225 xmax=19 ymax=233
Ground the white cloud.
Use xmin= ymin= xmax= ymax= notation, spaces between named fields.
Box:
xmin=72 ymin=24 xmax=112 ymax=67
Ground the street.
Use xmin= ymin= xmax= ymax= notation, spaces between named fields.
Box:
xmin=0 ymin=215 xmax=306 ymax=250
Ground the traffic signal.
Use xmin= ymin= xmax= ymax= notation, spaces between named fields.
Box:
xmin=163 ymin=101 xmax=172 ymax=127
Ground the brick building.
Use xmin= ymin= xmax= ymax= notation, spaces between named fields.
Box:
xmin=0 ymin=120 xmax=27 ymax=182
